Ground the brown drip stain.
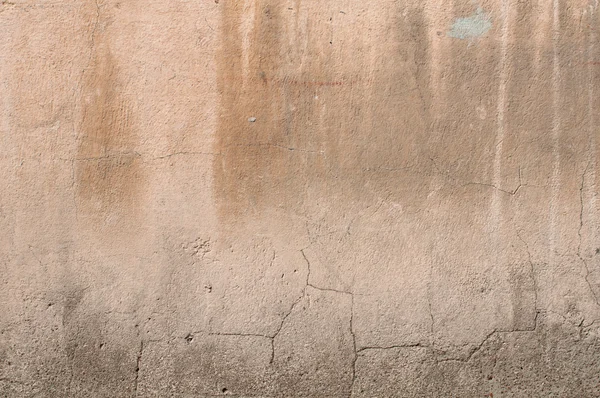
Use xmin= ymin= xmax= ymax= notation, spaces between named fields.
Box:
xmin=213 ymin=2 xmax=432 ymax=223
xmin=76 ymin=18 xmax=144 ymax=234
xmin=214 ymin=1 xmax=290 ymax=221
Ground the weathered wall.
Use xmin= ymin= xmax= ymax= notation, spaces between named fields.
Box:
xmin=1 ymin=0 xmax=600 ymax=396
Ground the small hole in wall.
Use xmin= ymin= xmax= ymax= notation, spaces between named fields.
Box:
xmin=99 ymin=343 xmax=105 ymax=349
xmin=185 ymin=334 xmax=194 ymax=343
xmin=596 ymin=248 xmax=600 ymax=255
xmin=222 ymin=387 xmax=228 ymax=394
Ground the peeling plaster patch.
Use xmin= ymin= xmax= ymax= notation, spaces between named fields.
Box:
xmin=447 ymin=7 xmax=492 ymax=40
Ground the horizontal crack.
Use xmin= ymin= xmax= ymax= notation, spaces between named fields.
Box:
xmin=226 ymin=143 xmax=325 ymax=155
xmin=357 ymin=342 xmax=428 ymax=353
xmin=307 ymin=283 xmax=352 ymax=296
xmin=429 ymin=156 xmax=526 ymax=196
xmin=208 ymin=332 xmax=271 ymax=339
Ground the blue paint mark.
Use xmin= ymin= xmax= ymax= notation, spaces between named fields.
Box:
xmin=447 ymin=7 xmax=492 ymax=40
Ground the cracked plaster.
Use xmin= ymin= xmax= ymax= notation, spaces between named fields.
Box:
xmin=1 ymin=0 xmax=600 ymax=396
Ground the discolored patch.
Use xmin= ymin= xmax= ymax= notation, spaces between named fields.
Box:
xmin=447 ymin=7 xmax=492 ymax=40
xmin=75 ymin=19 xmax=144 ymax=233
xmin=62 ymin=304 xmax=139 ymax=397
xmin=214 ymin=0 xmax=291 ymax=220
xmin=214 ymin=2 xmax=432 ymax=222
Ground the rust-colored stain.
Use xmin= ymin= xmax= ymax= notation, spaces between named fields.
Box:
xmin=76 ymin=29 xmax=144 ymax=228
xmin=214 ymin=0 xmax=316 ymax=221
xmin=263 ymin=77 xmax=367 ymax=87
xmin=214 ymin=2 xmax=430 ymax=222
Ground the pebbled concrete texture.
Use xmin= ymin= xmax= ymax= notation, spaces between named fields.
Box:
xmin=1 ymin=0 xmax=600 ymax=396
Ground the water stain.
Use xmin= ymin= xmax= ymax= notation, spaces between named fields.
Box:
xmin=214 ymin=2 xmax=432 ymax=222
xmin=507 ymin=262 xmax=537 ymax=331
xmin=447 ymin=7 xmax=492 ymax=40
xmin=63 ymin=305 xmax=137 ymax=397
xmin=214 ymin=0 xmax=303 ymax=221
xmin=76 ymin=16 xmax=144 ymax=232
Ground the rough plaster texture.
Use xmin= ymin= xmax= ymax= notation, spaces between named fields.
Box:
xmin=1 ymin=0 xmax=600 ymax=396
